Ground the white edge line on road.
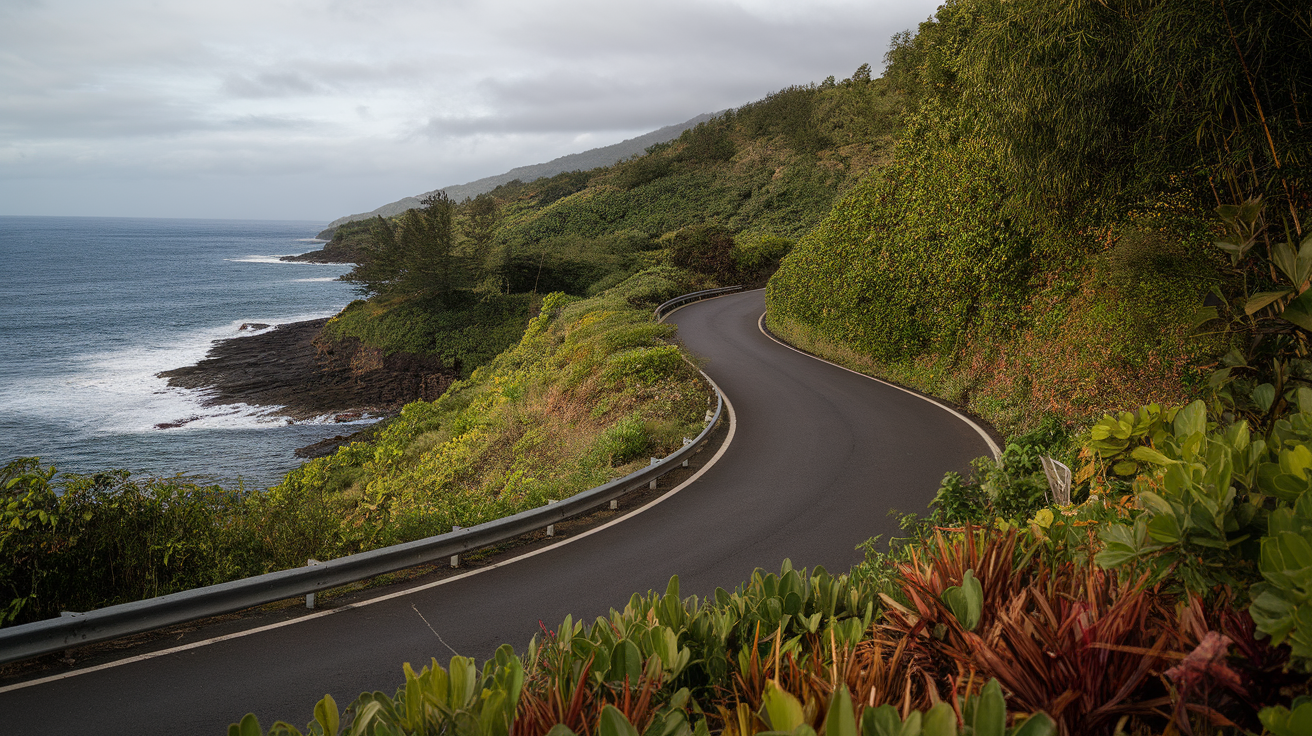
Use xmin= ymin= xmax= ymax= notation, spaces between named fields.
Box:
xmin=756 ymin=311 xmax=1001 ymax=461
xmin=0 ymin=380 xmax=738 ymax=696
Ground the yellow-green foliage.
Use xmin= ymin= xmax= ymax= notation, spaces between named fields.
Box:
xmin=261 ymin=268 xmax=713 ymax=564
xmin=487 ymin=73 xmax=903 ymax=247
xmin=323 ymin=292 xmax=531 ymax=375
xmin=767 ymin=103 xmax=1225 ymax=434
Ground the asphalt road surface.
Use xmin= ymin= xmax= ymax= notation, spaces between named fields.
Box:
xmin=0 ymin=289 xmax=994 ymax=734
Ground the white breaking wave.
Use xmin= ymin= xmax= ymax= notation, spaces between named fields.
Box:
xmin=293 ymin=277 xmax=336 ymax=283
xmin=225 ymin=254 xmax=342 ymax=264
xmin=224 ymin=254 xmax=294 ymax=263
xmin=1 ymin=312 xmax=343 ymax=435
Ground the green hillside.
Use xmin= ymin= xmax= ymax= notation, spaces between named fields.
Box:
xmin=768 ymin=0 xmax=1309 ymax=435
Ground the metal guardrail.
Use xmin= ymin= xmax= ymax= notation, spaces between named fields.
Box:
xmin=0 ymin=313 xmax=729 ymax=666
xmin=654 ymin=286 xmax=743 ymax=321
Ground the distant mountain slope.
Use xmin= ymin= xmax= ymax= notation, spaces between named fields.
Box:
xmin=319 ymin=112 xmax=723 ymax=236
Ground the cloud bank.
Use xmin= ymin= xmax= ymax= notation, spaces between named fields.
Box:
xmin=0 ymin=0 xmax=940 ymax=221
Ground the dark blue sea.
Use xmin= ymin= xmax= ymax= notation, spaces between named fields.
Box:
xmin=0 ymin=216 xmax=364 ymax=489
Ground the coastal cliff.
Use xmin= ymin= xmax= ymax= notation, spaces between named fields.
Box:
xmin=157 ymin=318 xmax=457 ymax=424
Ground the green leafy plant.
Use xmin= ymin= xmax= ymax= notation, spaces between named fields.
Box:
xmin=1260 ymin=696 xmax=1312 ymax=736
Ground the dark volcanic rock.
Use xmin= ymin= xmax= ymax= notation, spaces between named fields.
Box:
xmin=158 ymin=319 xmax=456 ymax=421
xmin=280 ymin=242 xmax=362 ymax=264
xmin=294 ymin=434 xmax=353 ymax=459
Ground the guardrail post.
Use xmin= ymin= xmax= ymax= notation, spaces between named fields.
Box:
xmin=682 ymin=438 xmax=693 ymax=467
xmin=546 ymin=499 xmax=558 ymax=536
xmin=648 ymin=457 xmax=660 ymax=489
xmin=451 ymin=527 xmax=462 ymax=567
xmin=59 ymin=612 xmax=82 ymax=661
xmin=305 ymin=559 xmax=322 ymax=609
xmin=610 ymin=499 xmax=618 ymax=510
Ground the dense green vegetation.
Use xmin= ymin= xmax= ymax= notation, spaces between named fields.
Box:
xmin=769 ymin=0 xmax=1310 ymax=434
xmin=322 ymin=294 xmax=531 ymax=377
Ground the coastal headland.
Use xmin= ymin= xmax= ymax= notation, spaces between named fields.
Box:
xmin=157 ymin=318 xmax=455 ymax=454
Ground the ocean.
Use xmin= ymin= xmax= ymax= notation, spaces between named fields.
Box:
xmin=0 ymin=216 xmax=365 ymax=489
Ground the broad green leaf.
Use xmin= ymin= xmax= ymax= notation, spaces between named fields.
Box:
xmin=1147 ymin=514 xmax=1182 ymax=545
xmin=608 ymin=639 xmax=642 ymax=684
xmin=314 ymin=694 xmax=340 ymax=736
xmin=1280 ymin=445 xmax=1312 ymax=480
xmin=232 ymin=713 xmax=262 ymax=736
xmin=1189 ymin=305 xmax=1219 ymax=329
xmin=1112 ymin=461 xmax=1139 ymax=476
xmin=1094 ymin=523 xmax=1142 ymax=568
xmin=1281 ymin=289 xmax=1312 ymax=333
xmin=1137 ymin=491 xmax=1176 ymax=518
xmin=1254 ymin=383 xmax=1277 ymax=413
xmin=824 ymin=686 xmax=858 ymax=736
xmin=761 ymin=681 xmax=806 ymax=732
xmin=599 ymin=705 xmax=641 ymax=736
xmin=860 ymin=705 xmax=904 ymax=736
xmin=1009 ymin=713 xmax=1057 ymax=736
xmin=1250 ymin=587 xmax=1297 ymax=644
xmin=1297 ymin=387 xmax=1312 ymax=414
xmin=941 ymin=569 xmax=982 ymax=631
xmin=968 ymin=680 xmax=1005 ymax=736
xmin=1245 ymin=290 xmax=1291 ymax=315
xmin=1173 ymin=401 xmax=1206 ymax=439
xmin=1130 ymin=447 xmax=1175 ymax=466
xmin=921 ymin=702 xmax=957 ymax=736
xmin=545 ymin=725 xmax=579 ymax=736
xmin=1259 ymin=698 xmax=1312 ymax=736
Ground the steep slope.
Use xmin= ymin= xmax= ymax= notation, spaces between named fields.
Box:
xmin=318 ymin=112 xmax=722 ymax=238
xmin=761 ymin=0 xmax=1308 ymax=434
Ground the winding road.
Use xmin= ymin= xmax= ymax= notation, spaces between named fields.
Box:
xmin=0 ymin=290 xmax=994 ymax=734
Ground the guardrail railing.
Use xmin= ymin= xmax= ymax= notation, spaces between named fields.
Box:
xmin=0 ymin=290 xmax=733 ymax=665
xmin=654 ymin=286 xmax=743 ymax=321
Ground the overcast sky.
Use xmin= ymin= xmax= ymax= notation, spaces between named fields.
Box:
xmin=0 ymin=0 xmax=941 ymax=222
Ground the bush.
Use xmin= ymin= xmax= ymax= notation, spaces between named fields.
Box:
xmin=932 ymin=417 xmax=1070 ymax=524
xmin=668 ymin=224 xmax=736 ymax=282
xmin=593 ymin=415 xmax=648 ymax=466
xmin=602 ymin=346 xmax=686 ymax=385
xmin=732 ymin=234 xmax=794 ymax=278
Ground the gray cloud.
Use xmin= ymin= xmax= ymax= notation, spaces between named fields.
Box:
xmin=0 ymin=0 xmax=942 ymax=220
xmin=221 ymin=72 xmax=326 ymax=99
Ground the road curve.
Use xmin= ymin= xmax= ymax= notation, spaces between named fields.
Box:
xmin=0 ymin=290 xmax=991 ymax=734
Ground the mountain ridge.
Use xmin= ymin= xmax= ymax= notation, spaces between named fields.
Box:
xmin=317 ymin=111 xmax=724 ymax=238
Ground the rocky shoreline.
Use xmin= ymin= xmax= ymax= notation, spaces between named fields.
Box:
xmin=280 ymin=238 xmax=363 ymax=264
xmin=157 ymin=319 xmax=457 ymax=454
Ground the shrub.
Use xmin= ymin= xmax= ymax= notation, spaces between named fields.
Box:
xmin=668 ymin=224 xmax=736 ymax=282
xmin=602 ymin=346 xmax=686 ymax=385
xmin=593 ymin=415 xmax=648 ymax=466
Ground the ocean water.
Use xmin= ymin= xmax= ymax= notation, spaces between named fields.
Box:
xmin=0 ymin=216 xmax=366 ymax=489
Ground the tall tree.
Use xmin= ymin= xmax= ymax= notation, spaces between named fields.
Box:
xmin=344 ymin=193 xmax=466 ymax=301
